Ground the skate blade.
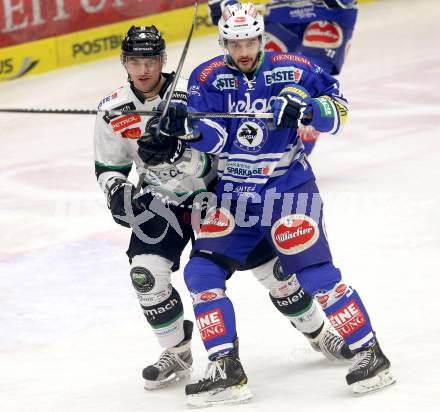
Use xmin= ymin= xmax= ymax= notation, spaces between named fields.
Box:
xmin=351 ymin=369 xmax=396 ymax=395
xmin=144 ymin=369 xmax=191 ymax=391
xmin=186 ymin=384 xmax=253 ymax=408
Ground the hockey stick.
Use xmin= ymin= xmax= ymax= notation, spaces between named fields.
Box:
xmin=133 ymin=0 xmax=200 ymax=195
xmin=0 ymin=107 xmax=273 ymax=119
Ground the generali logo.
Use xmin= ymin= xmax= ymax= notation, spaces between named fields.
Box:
xmin=197 ymin=60 xmax=227 ymax=83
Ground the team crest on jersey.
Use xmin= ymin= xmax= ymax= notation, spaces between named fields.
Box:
xmin=233 ymin=118 xmax=268 ymax=153
xmin=303 ymin=21 xmax=343 ymax=49
xmin=213 ymin=74 xmax=238 ymax=91
xmin=271 ymin=214 xmax=320 ymax=255
xmin=263 ymin=66 xmax=303 ymax=86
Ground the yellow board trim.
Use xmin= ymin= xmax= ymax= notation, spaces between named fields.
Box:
xmin=0 ymin=0 xmax=374 ymax=82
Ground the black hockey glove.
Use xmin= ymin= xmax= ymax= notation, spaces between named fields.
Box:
xmin=137 ymin=127 xmax=186 ymax=166
xmin=272 ymin=85 xmax=311 ymax=129
xmin=208 ymin=0 xmax=237 ymax=25
xmin=159 ymin=101 xmax=201 ymax=142
xmin=107 ymin=179 xmax=146 ymax=228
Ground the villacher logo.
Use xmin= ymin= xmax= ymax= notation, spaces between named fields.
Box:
xmin=198 ymin=208 xmax=235 ymax=239
xmin=272 ymin=214 xmax=320 ymax=255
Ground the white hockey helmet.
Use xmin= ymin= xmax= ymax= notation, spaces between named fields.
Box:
xmin=218 ymin=2 xmax=265 ymax=45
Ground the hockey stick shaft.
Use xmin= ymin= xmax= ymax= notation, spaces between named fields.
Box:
xmin=134 ymin=0 xmax=199 ymax=195
xmin=0 ymin=107 xmax=273 ymax=119
xmin=156 ymin=3 xmax=198 ymax=127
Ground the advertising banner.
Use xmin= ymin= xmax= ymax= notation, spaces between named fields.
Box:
xmin=0 ymin=0 xmax=200 ymax=48
xmin=57 ymin=4 xmax=210 ymax=66
xmin=0 ymin=37 xmax=57 ymax=80
xmin=1 ymin=0 xmax=372 ymax=81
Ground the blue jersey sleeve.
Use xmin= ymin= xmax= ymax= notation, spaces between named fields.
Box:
xmin=187 ymin=66 xmax=230 ymax=155
xmin=300 ymin=64 xmax=349 ymax=134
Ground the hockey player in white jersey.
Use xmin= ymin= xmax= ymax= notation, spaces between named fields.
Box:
xmin=94 ymin=24 xmax=353 ymax=392
xmin=94 ymin=25 xmax=209 ymax=389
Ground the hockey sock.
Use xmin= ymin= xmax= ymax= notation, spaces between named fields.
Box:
xmin=184 ymin=256 xmax=237 ymax=359
xmin=192 ymin=289 xmax=237 ymax=360
xmin=296 ymin=263 xmax=376 ymax=352
xmin=141 ymin=286 xmax=185 ymax=348
xmin=317 ymin=283 xmax=376 ymax=352
xmin=269 ymin=275 xmax=324 ymax=335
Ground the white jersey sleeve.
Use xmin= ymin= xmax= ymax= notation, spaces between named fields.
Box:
xmin=94 ymin=76 xmax=216 ymax=201
xmin=94 ymin=91 xmax=135 ymax=195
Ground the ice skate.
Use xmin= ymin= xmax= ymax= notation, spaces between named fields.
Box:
xmin=346 ymin=340 xmax=396 ymax=394
xmin=308 ymin=323 xmax=354 ymax=362
xmin=143 ymin=320 xmax=193 ymax=390
xmin=185 ymin=340 xmax=252 ymax=408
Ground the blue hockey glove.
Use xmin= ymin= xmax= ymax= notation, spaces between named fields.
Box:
xmin=208 ymin=0 xmax=237 ymax=25
xmin=321 ymin=0 xmax=356 ymax=9
xmin=272 ymin=85 xmax=312 ymax=129
xmin=159 ymin=101 xmax=201 ymax=141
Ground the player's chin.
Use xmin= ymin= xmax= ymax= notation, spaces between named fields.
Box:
xmin=133 ymin=78 xmax=153 ymax=91
xmin=238 ymin=61 xmax=254 ymax=73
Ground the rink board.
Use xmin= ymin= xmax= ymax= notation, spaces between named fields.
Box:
xmin=0 ymin=0 xmax=373 ymax=82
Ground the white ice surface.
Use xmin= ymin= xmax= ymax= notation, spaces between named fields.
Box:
xmin=1 ymin=0 xmax=440 ymax=411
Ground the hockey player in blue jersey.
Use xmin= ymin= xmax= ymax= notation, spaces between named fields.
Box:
xmin=95 ymin=23 xmax=354 ymax=393
xmin=159 ymin=2 xmax=394 ymax=406
xmin=209 ymin=0 xmax=358 ymax=154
